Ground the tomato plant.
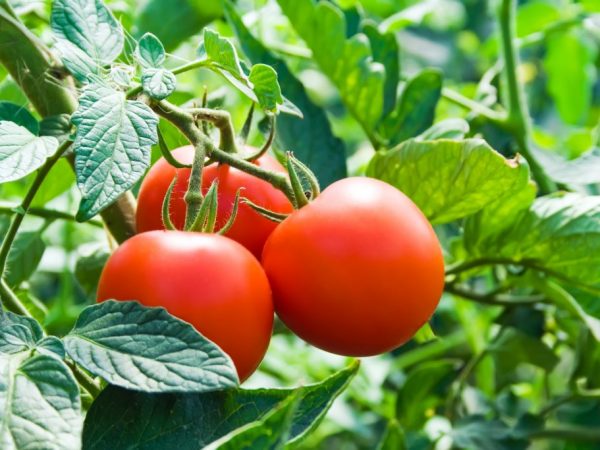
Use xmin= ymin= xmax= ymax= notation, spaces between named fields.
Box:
xmin=2 ymin=0 xmax=600 ymax=448
xmin=136 ymin=146 xmax=293 ymax=257
xmin=263 ymin=177 xmax=444 ymax=356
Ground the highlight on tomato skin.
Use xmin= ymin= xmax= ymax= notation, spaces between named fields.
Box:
xmin=262 ymin=177 xmax=445 ymax=357
xmin=135 ymin=145 xmax=294 ymax=259
xmin=96 ymin=230 xmax=274 ymax=382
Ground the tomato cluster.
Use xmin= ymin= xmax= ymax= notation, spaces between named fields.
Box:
xmin=97 ymin=146 xmax=444 ymax=382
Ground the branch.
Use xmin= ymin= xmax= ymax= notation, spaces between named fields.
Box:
xmin=0 ymin=7 xmax=136 ymax=243
xmin=497 ymin=0 xmax=555 ymax=194
xmin=153 ymin=100 xmax=296 ymax=203
xmin=445 ymin=283 xmax=545 ymax=306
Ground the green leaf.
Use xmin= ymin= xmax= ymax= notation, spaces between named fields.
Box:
xmin=53 ymin=40 xmax=100 ymax=83
xmin=74 ymin=246 xmax=110 ymax=300
xmin=72 ymin=83 xmax=158 ymax=220
xmin=205 ymin=394 xmax=299 ymax=450
xmin=450 ymin=415 xmax=528 ymax=450
xmin=277 ymin=0 xmax=385 ymax=131
xmin=51 ymin=0 xmax=124 ymax=64
xmin=0 ymin=323 xmax=35 ymax=354
xmin=31 ymin=158 xmax=75 ymax=207
xmin=39 ymin=114 xmax=72 ymax=141
xmin=367 ymin=139 xmax=530 ymax=224
xmin=224 ymin=3 xmax=347 ymax=187
xmin=3 ymin=311 xmax=43 ymax=343
xmin=0 ymin=354 xmax=82 ymax=450
xmin=468 ymin=193 xmax=600 ymax=287
xmin=516 ymin=1 xmax=560 ymax=37
xmin=362 ymin=23 xmax=400 ymax=117
xmin=36 ymin=336 xmax=66 ymax=359
xmin=396 ymin=360 xmax=455 ymax=430
xmin=135 ymin=0 xmax=222 ymax=51
xmin=533 ymin=146 xmax=600 ymax=185
xmin=249 ymin=64 xmax=283 ymax=113
xmin=0 ymin=121 xmax=59 ymax=184
xmin=14 ymin=290 xmax=48 ymax=324
xmin=5 ymin=230 xmax=45 ymax=288
xmin=136 ymin=32 xmax=166 ymax=68
xmin=0 ymin=101 xmax=38 ymax=134
xmin=204 ymin=29 xmax=245 ymax=79
xmin=464 ymin=181 xmax=536 ymax=254
xmin=141 ymin=68 xmax=176 ymax=100
xmin=544 ymin=30 xmax=596 ymax=125
xmin=110 ymin=67 xmax=131 ymax=88
xmin=379 ymin=69 xmax=442 ymax=146
xmin=418 ymin=118 xmax=470 ymax=140
xmin=82 ymin=362 xmax=359 ymax=449
xmin=488 ymin=328 xmax=558 ymax=387
xmin=376 ymin=420 xmax=406 ymax=450
xmin=63 ymin=300 xmax=239 ymax=392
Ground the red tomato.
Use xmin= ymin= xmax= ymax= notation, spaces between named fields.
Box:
xmin=262 ymin=177 xmax=444 ymax=356
xmin=96 ymin=230 xmax=274 ymax=382
xmin=136 ymin=146 xmax=293 ymax=258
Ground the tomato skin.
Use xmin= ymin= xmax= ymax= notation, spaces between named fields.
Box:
xmin=136 ymin=146 xmax=293 ymax=258
xmin=262 ymin=177 xmax=444 ymax=356
xmin=96 ymin=230 xmax=274 ymax=382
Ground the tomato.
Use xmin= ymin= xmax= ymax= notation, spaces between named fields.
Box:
xmin=96 ymin=230 xmax=273 ymax=382
xmin=262 ymin=177 xmax=444 ymax=356
xmin=136 ymin=146 xmax=294 ymax=258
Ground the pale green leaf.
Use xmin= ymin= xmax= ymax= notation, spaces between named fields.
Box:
xmin=53 ymin=40 xmax=100 ymax=83
xmin=72 ymin=83 xmax=158 ymax=220
xmin=51 ymin=0 xmax=124 ymax=64
xmin=0 ymin=101 xmax=38 ymax=134
xmin=0 ymin=121 xmax=58 ymax=184
xmin=0 ymin=354 xmax=82 ymax=450
xmin=136 ymin=32 xmax=166 ymax=68
xmin=141 ymin=68 xmax=176 ymax=100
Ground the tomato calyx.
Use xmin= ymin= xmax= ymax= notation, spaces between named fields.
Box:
xmin=286 ymin=152 xmax=321 ymax=208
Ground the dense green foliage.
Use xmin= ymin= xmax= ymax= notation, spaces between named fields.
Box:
xmin=2 ymin=0 xmax=600 ymax=449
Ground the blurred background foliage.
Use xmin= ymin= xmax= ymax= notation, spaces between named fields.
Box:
xmin=3 ymin=0 xmax=600 ymax=448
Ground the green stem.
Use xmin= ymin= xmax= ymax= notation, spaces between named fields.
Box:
xmin=0 ymin=140 xmax=72 ymax=277
xmin=184 ymin=141 xmax=207 ymax=230
xmin=446 ymin=349 xmax=489 ymax=421
xmin=67 ymin=361 xmax=102 ymax=398
xmin=441 ymin=87 xmax=507 ymax=125
xmin=393 ymin=331 xmax=467 ymax=371
xmin=187 ymin=108 xmax=238 ymax=153
xmin=0 ymin=279 xmax=31 ymax=317
xmin=445 ymin=283 xmax=545 ymax=306
xmin=153 ymin=100 xmax=296 ymax=204
xmin=445 ymin=257 xmax=526 ymax=275
xmin=0 ymin=203 xmax=103 ymax=227
xmin=172 ymin=59 xmax=210 ymax=75
xmin=526 ymin=426 xmax=600 ymax=443
xmin=497 ymin=0 xmax=554 ymax=194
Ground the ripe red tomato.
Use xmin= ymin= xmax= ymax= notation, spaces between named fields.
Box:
xmin=96 ymin=230 xmax=274 ymax=382
xmin=262 ymin=177 xmax=444 ymax=356
xmin=136 ymin=146 xmax=293 ymax=258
